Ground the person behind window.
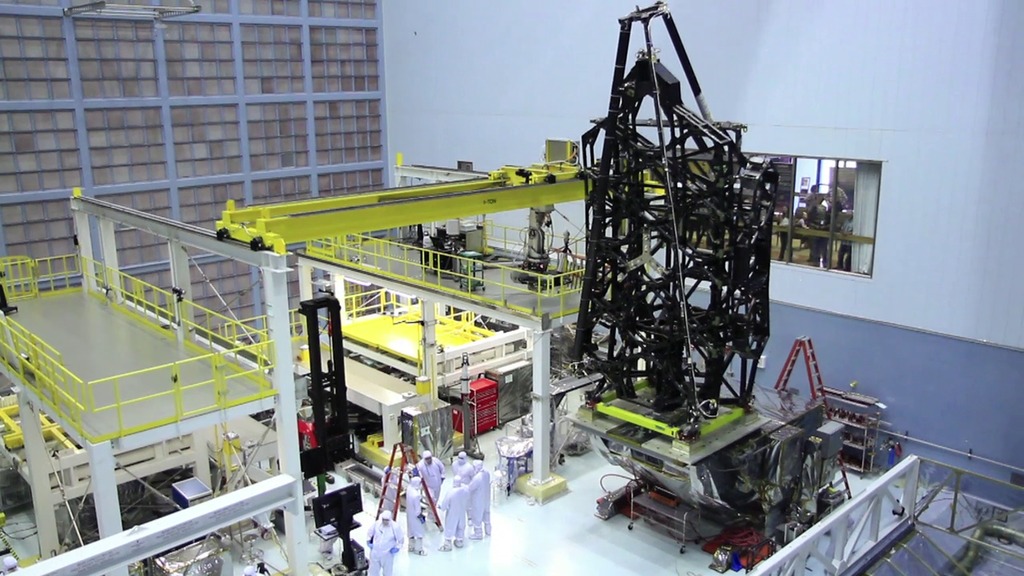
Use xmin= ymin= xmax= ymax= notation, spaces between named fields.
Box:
xmin=807 ymin=186 xmax=831 ymax=268
xmin=777 ymin=213 xmax=791 ymax=261
xmin=837 ymin=212 xmax=853 ymax=271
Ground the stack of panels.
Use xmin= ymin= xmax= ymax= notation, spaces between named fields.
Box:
xmin=453 ymin=377 xmax=499 ymax=435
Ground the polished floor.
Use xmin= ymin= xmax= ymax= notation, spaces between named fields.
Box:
xmin=5 ymin=420 xmax=886 ymax=575
xmin=248 ymin=422 xmax=877 ymax=576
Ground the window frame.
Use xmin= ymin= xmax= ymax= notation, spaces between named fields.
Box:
xmin=762 ymin=154 xmax=881 ymax=277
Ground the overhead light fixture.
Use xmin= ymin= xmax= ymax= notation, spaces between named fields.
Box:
xmin=345 ymin=277 xmax=372 ymax=287
xmin=64 ymin=0 xmax=201 ymax=20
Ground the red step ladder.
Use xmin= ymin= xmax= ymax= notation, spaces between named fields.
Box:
xmin=375 ymin=443 xmax=442 ymax=528
xmin=774 ymin=337 xmax=853 ymax=499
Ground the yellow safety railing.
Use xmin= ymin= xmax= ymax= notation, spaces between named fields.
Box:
xmin=482 ymin=219 xmax=586 ymax=258
xmin=86 ymin=340 xmax=272 ymax=440
xmin=0 ymin=314 xmax=87 ymax=439
xmin=0 ymin=256 xmax=278 ymax=442
xmin=0 ymin=256 xmax=39 ymax=301
xmin=80 ymin=257 xmax=271 ymax=357
xmin=341 ymin=288 xmax=413 ymax=321
xmin=34 ymin=254 xmax=81 ymax=294
xmin=307 ymin=234 xmax=585 ymax=318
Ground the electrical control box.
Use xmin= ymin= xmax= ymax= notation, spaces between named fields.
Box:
xmin=814 ymin=420 xmax=845 ymax=459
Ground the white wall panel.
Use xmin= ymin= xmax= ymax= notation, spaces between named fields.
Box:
xmin=384 ymin=0 xmax=1024 ymax=348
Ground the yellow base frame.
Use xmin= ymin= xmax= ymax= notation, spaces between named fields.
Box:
xmin=593 ymin=401 xmax=746 ymax=440
xmin=514 ymin=473 xmax=568 ymax=503
xmin=358 ymin=439 xmax=392 ymax=469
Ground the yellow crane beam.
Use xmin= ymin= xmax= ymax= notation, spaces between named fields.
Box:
xmin=216 ymin=161 xmax=586 ymax=254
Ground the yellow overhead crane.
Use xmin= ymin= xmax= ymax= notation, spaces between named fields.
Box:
xmin=215 ymin=152 xmax=586 ymax=254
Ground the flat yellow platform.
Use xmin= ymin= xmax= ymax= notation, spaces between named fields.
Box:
xmin=343 ymin=310 xmax=492 ymax=365
xmin=5 ymin=292 xmax=270 ymax=442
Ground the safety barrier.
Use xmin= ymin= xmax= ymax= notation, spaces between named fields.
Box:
xmin=86 ymin=340 xmax=272 ymax=440
xmin=0 ymin=255 xmax=278 ymax=443
xmin=306 ymin=234 xmax=585 ymax=319
xmin=0 ymin=254 xmax=83 ymax=302
xmin=482 ymin=219 xmax=586 ymax=259
xmin=0 ymin=314 xmax=86 ymax=438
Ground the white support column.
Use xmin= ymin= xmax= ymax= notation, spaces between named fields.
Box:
xmin=263 ymin=256 xmax=310 ymax=573
xmin=531 ymin=326 xmax=552 ymax=484
xmin=168 ymin=240 xmax=193 ymax=342
xmin=420 ymin=299 xmax=438 ymax=397
xmin=17 ymin=392 xmax=59 ymax=559
xmin=191 ymin=432 xmax=211 ymax=488
xmin=516 ymin=317 xmax=567 ymax=502
xmin=97 ymin=218 xmax=122 ymax=302
xmin=85 ymin=440 xmax=129 ymax=576
xmin=85 ymin=441 xmax=123 ymax=536
xmin=298 ymin=262 xmax=314 ymax=302
xmin=72 ymin=211 xmax=95 ymax=293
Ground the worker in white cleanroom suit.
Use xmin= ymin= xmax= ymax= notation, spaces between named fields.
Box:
xmin=415 ymin=450 xmax=445 ymax=506
xmin=437 ymin=475 xmax=469 ymax=551
xmin=367 ymin=509 xmax=404 ymax=576
xmin=405 ymin=476 xmax=428 ymax=555
xmin=469 ymin=460 xmax=492 ymax=537
xmin=452 ymin=451 xmax=473 ymax=481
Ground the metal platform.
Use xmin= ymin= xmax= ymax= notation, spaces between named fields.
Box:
xmin=10 ymin=293 xmax=268 ymax=442
xmin=304 ymin=235 xmax=584 ymax=321
xmin=342 ymin=308 xmax=493 ymax=366
xmin=570 ymin=404 xmax=770 ymax=466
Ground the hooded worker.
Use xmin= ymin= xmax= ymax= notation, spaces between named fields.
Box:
xmin=437 ymin=474 xmax=470 ymax=551
xmin=367 ymin=509 xmax=404 ymax=576
xmin=415 ymin=450 xmax=445 ymax=505
xmin=469 ymin=460 xmax=492 ymax=537
xmin=406 ymin=476 xmax=428 ymax=555
xmin=452 ymin=450 xmax=473 ymax=481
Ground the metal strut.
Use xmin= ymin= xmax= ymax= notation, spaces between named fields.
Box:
xmin=573 ymin=1 xmax=778 ymax=440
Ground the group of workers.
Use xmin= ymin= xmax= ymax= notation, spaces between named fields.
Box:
xmin=366 ymin=450 xmax=493 ymax=576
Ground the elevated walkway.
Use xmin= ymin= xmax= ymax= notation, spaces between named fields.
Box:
xmin=0 ymin=255 xmax=276 ymax=446
xmin=305 ymin=234 xmax=585 ymax=321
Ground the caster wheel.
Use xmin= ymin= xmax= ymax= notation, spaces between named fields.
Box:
xmin=627 ymin=523 xmax=634 ymax=531
xmin=679 ymin=546 xmax=686 ymax=554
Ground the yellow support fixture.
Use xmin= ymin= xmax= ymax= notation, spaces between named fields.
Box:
xmin=215 ymin=161 xmax=584 ymax=254
xmin=0 ymin=403 xmax=76 ymax=450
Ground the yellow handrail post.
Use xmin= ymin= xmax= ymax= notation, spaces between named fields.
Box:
xmin=113 ymin=378 xmax=124 ymax=436
xmin=212 ymin=355 xmax=227 ymax=408
xmin=172 ymin=363 xmax=183 ymax=420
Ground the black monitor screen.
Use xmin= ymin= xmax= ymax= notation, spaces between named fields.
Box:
xmin=312 ymin=483 xmax=362 ymax=528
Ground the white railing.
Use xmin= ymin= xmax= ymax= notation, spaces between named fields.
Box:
xmin=752 ymin=456 xmax=921 ymax=575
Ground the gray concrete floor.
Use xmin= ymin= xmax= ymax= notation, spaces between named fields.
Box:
xmin=13 ymin=292 xmax=264 ymax=439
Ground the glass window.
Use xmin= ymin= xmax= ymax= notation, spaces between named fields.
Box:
xmin=769 ymin=155 xmax=880 ymax=276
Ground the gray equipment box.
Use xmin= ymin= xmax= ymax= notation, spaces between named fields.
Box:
xmin=486 ymin=360 xmax=533 ymax=425
xmin=814 ymin=420 xmax=845 ymax=459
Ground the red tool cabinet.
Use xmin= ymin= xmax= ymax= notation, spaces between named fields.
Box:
xmin=453 ymin=377 xmax=498 ymax=434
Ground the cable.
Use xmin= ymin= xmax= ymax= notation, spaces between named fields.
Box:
xmin=599 ymin=473 xmax=640 ymax=495
xmin=641 ymin=21 xmax=701 ymax=413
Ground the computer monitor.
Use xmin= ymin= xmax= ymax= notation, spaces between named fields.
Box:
xmin=311 ymin=483 xmax=362 ymax=529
